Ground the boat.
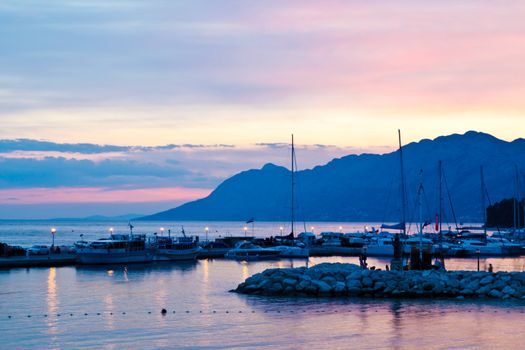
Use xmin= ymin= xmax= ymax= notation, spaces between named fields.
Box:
xmin=319 ymin=232 xmax=343 ymax=247
xmin=77 ymin=233 xmax=154 ymax=264
xmin=151 ymin=235 xmax=201 ymax=261
xmin=225 ymin=241 xmax=281 ymax=261
xmin=453 ymin=237 xmax=522 ymax=256
xmin=276 ymin=134 xmax=309 ymax=258
xmin=273 ymin=242 xmax=309 ymax=258
xmin=365 ymin=236 xmax=395 ymax=256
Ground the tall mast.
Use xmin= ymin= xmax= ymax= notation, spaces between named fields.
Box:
xmin=438 ymin=160 xmax=443 ymax=244
xmin=515 ymin=165 xmax=520 ymax=233
xmin=480 ymin=166 xmax=487 ymax=240
xmin=291 ymin=134 xmax=295 ymax=237
xmin=418 ymin=169 xmax=423 ymax=263
xmin=518 ymin=175 xmax=525 ymax=231
xmin=398 ymin=130 xmax=407 ymax=236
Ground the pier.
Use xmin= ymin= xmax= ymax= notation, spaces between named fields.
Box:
xmin=0 ymin=253 xmax=77 ymax=268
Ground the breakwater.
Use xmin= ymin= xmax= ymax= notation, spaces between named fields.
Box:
xmin=234 ymin=263 xmax=525 ymax=300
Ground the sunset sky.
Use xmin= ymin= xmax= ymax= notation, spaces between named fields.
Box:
xmin=1 ymin=1 xmax=524 ymax=218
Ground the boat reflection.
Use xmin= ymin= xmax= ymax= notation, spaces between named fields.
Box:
xmin=75 ymin=261 xmax=199 ymax=275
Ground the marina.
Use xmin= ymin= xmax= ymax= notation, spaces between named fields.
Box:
xmin=3 ymin=220 xmax=525 ymax=268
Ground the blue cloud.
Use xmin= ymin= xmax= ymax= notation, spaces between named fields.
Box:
xmin=0 ymin=139 xmax=235 ymax=154
xmin=0 ymin=156 xmax=218 ymax=189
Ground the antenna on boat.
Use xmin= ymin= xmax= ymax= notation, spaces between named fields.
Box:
xmin=181 ymin=225 xmax=186 ymax=238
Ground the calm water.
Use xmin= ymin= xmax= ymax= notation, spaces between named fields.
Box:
xmin=1 ymin=221 xmax=525 ymax=349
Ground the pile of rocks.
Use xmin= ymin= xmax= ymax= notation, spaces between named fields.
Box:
xmin=234 ymin=263 xmax=525 ymax=300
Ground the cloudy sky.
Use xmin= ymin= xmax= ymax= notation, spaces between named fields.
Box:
xmin=1 ymin=1 xmax=524 ymax=218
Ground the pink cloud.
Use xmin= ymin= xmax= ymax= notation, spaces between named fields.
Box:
xmin=0 ymin=187 xmax=212 ymax=205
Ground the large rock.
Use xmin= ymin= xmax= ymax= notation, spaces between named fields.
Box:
xmin=479 ymin=275 xmax=494 ymax=286
xmin=234 ymin=263 xmax=525 ymax=300
xmin=312 ymin=280 xmax=332 ymax=293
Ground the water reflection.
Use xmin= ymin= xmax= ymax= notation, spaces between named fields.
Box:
xmin=46 ymin=267 xmax=59 ymax=337
xmin=389 ymin=300 xmax=403 ymax=350
xmin=241 ymin=262 xmax=250 ymax=281
xmin=3 ymin=258 xmax=525 ymax=349
xmin=104 ymin=292 xmax=115 ymax=330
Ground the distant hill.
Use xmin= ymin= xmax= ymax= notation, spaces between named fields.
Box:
xmin=51 ymin=214 xmax=144 ymax=222
xmin=486 ymin=198 xmax=524 ymax=228
xmin=139 ymin=131 xmax=525 ymax=223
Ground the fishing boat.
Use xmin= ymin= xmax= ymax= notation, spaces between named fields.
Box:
xmin=151 ymin=235 xmax=201 ymax=261
xmin=77 ymin=233 xmax=154 ymax=264
xmin=225 ymin=241 xmax=281 ymax=261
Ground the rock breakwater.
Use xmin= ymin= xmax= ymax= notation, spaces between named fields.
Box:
xmin=234 ymin=263 xmax=525 ymax=300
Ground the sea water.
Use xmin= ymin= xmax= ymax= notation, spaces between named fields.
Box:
xmin=1 ymin=221 xmax=525 ymax=349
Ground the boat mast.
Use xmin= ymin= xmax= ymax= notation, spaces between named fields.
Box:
xmin=480 ymin=166 xmax=487 ymax=240
xmin=438 ymin=160 xmax=443 ymax=247
xmin=291 ymin=134 xmax=295 ymax=238
xmin=398 ymin=130 xmax=407 ymax=236
xmin=518 ymin=175 xmax=525 ymax=231
xmin=514 ymin=165 xmax=520 ymax=234
xmin=418 ymin=169 xmax=424 ymax=264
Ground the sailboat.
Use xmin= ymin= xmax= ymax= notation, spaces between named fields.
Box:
xmin=367 ymin=130 xmax=407 ymax=257
xmin=453 ymin=166 xmax=521 ymax=256
xmin=275 ymin=134 xmax=309 ymax=258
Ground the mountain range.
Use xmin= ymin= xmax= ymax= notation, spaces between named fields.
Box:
xmin=139 ymin=131 xmax=525 ymax=223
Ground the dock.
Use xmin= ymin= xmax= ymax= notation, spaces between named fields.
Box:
xmin=0 ymin=253 xmax=77 ymax=268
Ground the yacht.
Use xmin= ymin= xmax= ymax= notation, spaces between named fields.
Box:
xmin=273 ymin=241 xmax=309 ymax=258
xmin=225 ymin=241 xmax=281 ymax=261
xmin=365 ymin=236 xmax=395 ymax=256
xmin=77 ymin=233 xmax=154 ymax=264
xmin=452 ymin=238 xmax=519 ymax=256
xmin=151 ymin=236 xmax=201 ymax=261
xmin=320 ymin=232 xmax=343 ymax=247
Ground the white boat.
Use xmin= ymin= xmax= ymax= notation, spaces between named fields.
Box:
xmin=297 ymin=232 xmax=316 ymax=245
xmin=365 ymin=236 xmax=395 ymax=256
xmin=225 ymin=241 xmax=281 ymax=261
xmin=77 ymin=233 xmax=154 ymax=264
xmin=320 ymin=232 xmax=343 ymax=247
xmin=274 ymin=242 xmax=309 ymax=258
xmin=151 ymin=236 xmax=201 ymax=261
xmin=455 ymin=239 xmax=504 ymax=256
xmin=454 ymin=238 xmax=522 ymax=256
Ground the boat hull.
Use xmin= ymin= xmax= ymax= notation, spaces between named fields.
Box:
xmin=154 ymin=248 xmax=201 ymax=261
xmin=77 ymin=250 xmax=154 ymax=264
xmin=225 ymin=251 xmax=281 ymax=261
xmin=365 ymin=246 xmax=394 ymax=257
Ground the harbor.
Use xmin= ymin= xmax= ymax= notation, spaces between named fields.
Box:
xmin=2 ymin=220 xmax=525 ymax=269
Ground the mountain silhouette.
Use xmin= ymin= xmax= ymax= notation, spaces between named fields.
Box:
xmin=139 ymin=131 xmax=525 ymax=223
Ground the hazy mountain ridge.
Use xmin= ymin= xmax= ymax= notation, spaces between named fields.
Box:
xmin=140 ymin=131 xmax=525 ymax=223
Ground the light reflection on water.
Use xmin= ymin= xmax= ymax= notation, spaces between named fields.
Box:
xmin=1 ymin=221 xmax=525 ymax=349
xmin=0 ymin=256 xmax=524 ymax=349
